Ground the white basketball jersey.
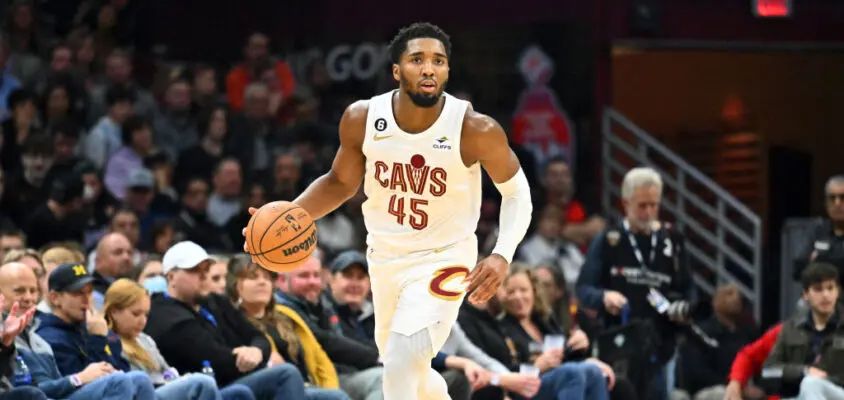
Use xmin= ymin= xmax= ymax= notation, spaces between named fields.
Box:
xmin=361 ymin=90 xmax=482 ymax=253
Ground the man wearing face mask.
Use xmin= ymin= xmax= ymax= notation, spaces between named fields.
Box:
xmin=576 ymin=167 xmax=694 ymax=400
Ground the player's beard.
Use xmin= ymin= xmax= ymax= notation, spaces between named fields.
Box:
xmin=401 ymin=74 xmax=447 ymax=108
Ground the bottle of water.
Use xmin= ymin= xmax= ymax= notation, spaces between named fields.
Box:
xmin=201 ymin=360 xmax=214 ymax=377
xmin=13 ymin=356 xmax=32 ymax=386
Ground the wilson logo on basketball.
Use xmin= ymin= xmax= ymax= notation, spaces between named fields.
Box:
xmin=282 ymin=229 xmax=318 ymax=257
xmin=428 ymin=266 xmax=471 ymax=301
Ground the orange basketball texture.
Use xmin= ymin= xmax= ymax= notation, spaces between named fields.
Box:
xmin=246 ymin=201 xmax=317 ymax=272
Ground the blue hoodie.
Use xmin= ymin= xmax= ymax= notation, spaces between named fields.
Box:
xmin=14 ymin=317 xmax=77 ymax=398
xmin=35 ymin=313 xmax=128 ymax=376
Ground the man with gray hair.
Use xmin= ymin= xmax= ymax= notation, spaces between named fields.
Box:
xmin=793 ymin=175 xmax=844 ymax=285
xmin=576 ymin=166 xmax=694 ymax=400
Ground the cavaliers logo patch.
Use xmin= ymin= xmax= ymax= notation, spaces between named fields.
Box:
xmin=428 ymin=266 xmax=471 ymax=301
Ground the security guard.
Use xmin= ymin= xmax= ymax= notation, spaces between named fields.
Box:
xmin=793 ymin=175 xmax=844 ymax=283
xmin=577 ymin=167 xmax=694 ymax=400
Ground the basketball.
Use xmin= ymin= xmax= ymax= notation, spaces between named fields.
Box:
xmin=245 ymin=201 xmax=318 ymax=272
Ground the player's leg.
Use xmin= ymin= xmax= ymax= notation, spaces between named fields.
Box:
xmin=383 ymin=266 xmax=473 ymax=399
xmin=367 ymin=250 xmax=402 ymax=356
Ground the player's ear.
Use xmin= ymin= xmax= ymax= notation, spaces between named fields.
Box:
xmin=392 ymin=64 xmax=400 ymax=82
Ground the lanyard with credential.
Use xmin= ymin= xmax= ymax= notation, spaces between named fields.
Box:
xmin=622 ymin=220 xmax=658 ymax=270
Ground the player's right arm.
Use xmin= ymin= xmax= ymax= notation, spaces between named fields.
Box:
xmin=292 ymin=101 xmax=368 ymax=220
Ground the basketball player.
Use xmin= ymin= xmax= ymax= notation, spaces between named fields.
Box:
xmin=245 ymin=23 xmax=532 ymax=399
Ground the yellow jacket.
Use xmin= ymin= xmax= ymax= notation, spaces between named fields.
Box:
xmin=274 ymin=304 xmax=340 ymax=389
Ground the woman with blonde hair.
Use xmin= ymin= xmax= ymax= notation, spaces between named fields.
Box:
xmin=104 ymin=279 xmax=255 ymax=400
xmin=226 ymin=256 xmax=349 ymax=400
xmin=498 ymin=264 xmax=618 ymax=400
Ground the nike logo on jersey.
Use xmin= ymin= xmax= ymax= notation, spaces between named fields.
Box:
xmin=374 ymin=134 xmax=393 ymax=141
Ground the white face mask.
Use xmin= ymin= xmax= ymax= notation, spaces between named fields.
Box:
xmin=83 ymin=184 xmax=96 ymax=200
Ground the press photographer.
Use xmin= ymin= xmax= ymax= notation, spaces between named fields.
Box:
xmin=576 ymin=167 xmax=695 ymax=400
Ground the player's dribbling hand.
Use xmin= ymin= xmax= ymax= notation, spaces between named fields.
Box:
xmin=464 ymin=254 xmax=508 ymax=305
xmin=241 ymin=207 xmax=258 ymax=258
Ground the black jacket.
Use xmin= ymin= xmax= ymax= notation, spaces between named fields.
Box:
xmin=275 ymin=291 xmax=379 ymax=374
xmin=680 ymin=316 xmax=758 ymax=395
xmin=144 ymin=293 xmax=271 ymax=386
xmin=457 ymin=302 xmax=519 ymax=371
xmin=794 ymin=218 xmax=844 ymax=281
xmin=764 ymin=305 xmax=844 ymax=389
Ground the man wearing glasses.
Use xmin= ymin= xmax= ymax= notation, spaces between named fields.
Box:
xmin=794 ymin=175 xmax=844 ymax=286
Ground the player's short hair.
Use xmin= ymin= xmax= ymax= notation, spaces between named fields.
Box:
xmin=388 ymin=22 xmax=452 ymax=64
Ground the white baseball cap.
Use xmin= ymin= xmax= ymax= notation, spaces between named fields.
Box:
xmin=162 ymin=241 xmax=213 ymax=274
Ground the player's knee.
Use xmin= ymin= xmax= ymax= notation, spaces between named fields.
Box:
xmin=383 ymin=329 xmax=433 ymax=369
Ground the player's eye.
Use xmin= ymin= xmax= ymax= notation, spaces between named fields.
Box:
xmin=412 ymin=57 xmax=422 ymax=63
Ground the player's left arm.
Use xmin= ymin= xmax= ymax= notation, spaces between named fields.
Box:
xmin=462 ymin=110 xmax=532 ymax=303
xmin=463 ymin=110 xmax=533 ymax=263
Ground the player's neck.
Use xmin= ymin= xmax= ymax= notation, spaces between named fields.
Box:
xmin=392 ymin=90 xmax=444 ymax=134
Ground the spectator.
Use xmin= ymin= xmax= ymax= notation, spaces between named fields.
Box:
xmin=173 ymin=177 xmax=230 ymax=252
xmin=105 ymin=116 xmax=154 ymax=200
xmin=131 ymin=258 xmax=166 ymax=294
xmin=207 ymin=158 xmax=243 ymax=228
xmin=227 ymin=82 xmax=279 ymax=180
xmin=87 ymin=49 xmax=158 ymax=125
xmin=0 ymin=228 xmax=25 ymax=261
xmin=0 ymin=261 xmax=151 ymax=400
xmin=0 ymin=172 xmax=14 ymax=231
xmin=143 ymin=219 xmax=175 ymax=256
xmin=517 ymin=205 xmax=585 ymax=291
xmin=174 ymin=105 xmax=229 ymax=192
xmin=39 ymin=81 xmax=82 ymax=130
xmin=84 ymin=84 xmax=134 ymax=169
xmin=0 ymin=275 xmax=47 ymax=400
xmin=577 ymin=167 xmax=694 ymax=400
xmin=24 ymin=172 xmax=86 ymax=250
xmin=143 ymin=241 xmax=309 ymax=399
xmin=86 ymin=209 xmax=144 ymax=272
xmin=1 ymin=88 xmax=39 ymax=172
xmin=725 ymin=323 xmax=781 ymax=400
xmin=3 ymin=134 xmax=55 ymax=228
xmin=764 ymin=262 xmax=844 ymax=398
xmin=224 ymin=182 xmax=266 ymax=253
xmin=2 ymin=248 xmax=45 ymax=303
xmin=227 ymin=258 xmax=350 ymax=400
xmin=75 ymin=161 xmax=120 ymax=243
xmin=324 ymin=252 xmax=375 ymax=344
xmin=315 ymin=209 xmax=357 ymax=256
xmin=43 ymin=119 xmax=83 ymax=188
xmin=533 ymin=156 xmax=604 ymax=247
xmin=0 ymin=33 xmax=22 ymax=121
xmin=205 ymin=255 xmax=229 ymax=295
xmin=499 ymin=265 xmax=615 ymax=400
xmin=104 ymin=279 xmax=256 ymax=400
xmin=680 ymin=284 xmax=759 ymax=400
xmin=154 ymin=78 xmax=198 ymax=162
xmin=268 ymin=152 xmax=305 ymax=201
xmin=90 ymin=232 xmax=134 ymax=310
xmin=36 ymin=262 xmax=156 ymax=398
xmin=191 ymin=64 xmax=224 ymax=111
xmin=794 ymin=175 xmax=844 ymax=285
xmin=275 ymin=256 xmax=387 ymax=399
xmin=39 ymin=246 xmax=84 ymax=313
xmin=226 ymin=33 xmax=295 ymax=113
xmin=123 ymin=168 xmax=168 ymax=238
